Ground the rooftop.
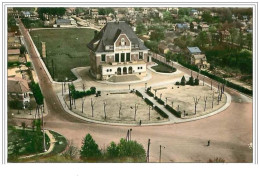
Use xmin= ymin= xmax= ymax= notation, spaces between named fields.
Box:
xmin=87 ymin=21 xmax=148 ymax=52
xmin=8 ymin=77 xmax=30 ymax=94
xmin=187 ymin=47 xmax=201 ymax=54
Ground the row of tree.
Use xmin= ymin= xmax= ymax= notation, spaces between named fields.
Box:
xmin=80 ymin=134 xmax=146 ymax=162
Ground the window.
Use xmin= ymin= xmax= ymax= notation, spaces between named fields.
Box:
xmin=101 ymin=54 xmax=106 ymax=62
xmin=105 ymin=46 xmax=110 ymax=51
xmin=121 ymin=53 xmax=125 ymax=62
xmin=139 ymin=52 xmax=143 ymax=60
xmin=115 ymin=53 xmax=119 ymax=62
xmin=107 ymin=69 xmax=109 ymax=72
xmin=126 ymin=53 xmax=130 ymax=62
xmin=121 ymin=38 xmax=125 ymax=46
xmin=110 ymin=69 xmax=112 ymax=72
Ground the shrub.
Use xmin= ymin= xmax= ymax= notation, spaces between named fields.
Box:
xmin=175 ymin=81 xmax=180 ymax=85
xmin=135 ymin=90 xmax=143 ymax=98
xmin=194 ymin=78 xmax=199 ymax=85
xmin=181 ymin=76 xmax=186 ymax=86
xmin=8 ymin=100 xmax=23 ymax=109
xmin=186 ymin=76 xmax=194 ymax=86
xmin=144 ymin=98 xmax=153 ymax=106
xmin=165 ymin=104 xmax=181 ymax=118
xmin=157 ymin=98 xmax=165 ymax=105
xmin=154 ymin=106 xmax=169 ymax=118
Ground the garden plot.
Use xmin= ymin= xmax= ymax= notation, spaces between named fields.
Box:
xmin=65 ymin=91 xmax=168 ymax=124
xmin=151 ymin=84 xmax=227 ymax=119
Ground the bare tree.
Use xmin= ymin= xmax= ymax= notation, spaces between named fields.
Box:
xmin=91 ymin=98 xmax=95 ymax=117
xmin=218 ymin=83 xmax=220 ymax=92
xmin=171 ymin=101 xmax=173 ymax=108
xmin=193 ymin=96 xmax=201 ymax=115
xmin=148 ymin=106 xmax=151 ymax=120
xmin=118 ymin=102 xmax=122 ymax=118
xmin=217 ymin=91 xmax=221 ymax=105
xmin=62 ymin=140 xmax=79 ymax=160
xmin=204 ymin=96 xmax=208 ymax=111
xmin=81 ymin=82 xmax=86 ymax=113
xmin=203 ymin=76 xmax=205 ymax=86
xmin=212 ymin=91 xmax=214 ymax=108
xmin=103 ymin=101 xmax=107 ymax=120
xmin=134 ymin=103 xmax=138 ymax=121
xmin=211 ymin=80 xmax=212 ymax=90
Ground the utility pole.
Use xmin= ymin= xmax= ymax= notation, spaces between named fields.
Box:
xmin=159 ymin=145 xmax=165 ymax=163
xmin=41 ymin=105 xmax=47 ymax=152
xmin=147 ymin=139 xmax=151 ymax=163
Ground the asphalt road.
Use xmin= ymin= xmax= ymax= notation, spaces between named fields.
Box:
xmin=11 ymin=19 xmax=253 ymax=163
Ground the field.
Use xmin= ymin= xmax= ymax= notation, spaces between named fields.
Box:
xmin=65 ymin=91 xmax=168 ymax=124
xmin=30 ymin=28 xmax=95 ymax=81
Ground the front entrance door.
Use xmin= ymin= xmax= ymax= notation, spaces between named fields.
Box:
xmin=117 ymin=67 xmax=122 ymax=75
xmin=123 ymin=67 xmax=127 ymax=75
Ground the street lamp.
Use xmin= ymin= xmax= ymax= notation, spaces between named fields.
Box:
xmin=129 ymin=128 xmax=132 ymax=141
xmin=145 ymin=82 xmax=147 ymax=90
xmin=159 ymin=145 xmax=165 ymax=163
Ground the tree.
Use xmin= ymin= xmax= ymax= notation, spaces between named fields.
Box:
xmin=194 ymin=77 xmax=199 ymax=85
xmin=203 ymin=96 xmax=208 ymax=111
xmin=118 ymin=102 xmax=122 ymax=118
xmin=103 ymin=101 xmax=107 ymax=120
xmin=187 ymin=76 xmax=194 ymax=86
xmin=134 ymin=103 xmax=138 ymax=121
xmin=163 ymin=11 xmax=173 ymax=23
xmin=193 ymin=96 xmax=201 ymax=114
xmin=91 ymin=98 xmax=95 ymax=117
xmin=106 ymin=141 xmax=119 ymax=158
xmin=180 ymin=76 xmax=186 ymax=86
xmin=117 ymin=138 xmax=146 ymax=162
xmin=202 ymin=11 xmax=213 ymax=23
xmin=136 ymin=23 xmax=146 ymax=35
xmin=20 ymin=45 xmax=26 ymax=55
xmin=62 ymin=141 xmax=79 ymax=160
xmin=80 ymin=134 xmax=101 ymax=160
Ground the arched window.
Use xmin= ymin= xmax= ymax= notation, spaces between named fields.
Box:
xmin=121 ymin=38 xmax=125 ymax=46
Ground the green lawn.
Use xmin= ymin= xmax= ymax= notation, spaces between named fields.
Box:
xmin=151 ymin=61 xmax=176 ymax=73
xmin=8 ymin=126 xmax=50 ymax=162
xmin=30 ymin=28 xmax=95 ymax=81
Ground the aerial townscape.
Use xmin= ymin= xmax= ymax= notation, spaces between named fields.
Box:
xmin=7 ymin=7 xmax=253 ymax=163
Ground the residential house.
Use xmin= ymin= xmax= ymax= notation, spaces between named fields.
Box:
xmin=190 ymin=9 xmax=198 ymax=18
xmin=199 ymin=23 xmax=209 ymax=31
xmin=176 ymin=23 xmax=189 ymax=32
xmin=190 ymin=21 xmax=198 ymax=30
xmin=158 ymin=42 xmax=170 ymax=54
xmin=97 ymin=17 xmax=107 ymax=26
xmin=187 ymin=47 xmax=209 ymax=68
xmin=8 ymin=49 xmax=20 ymax=62
xmin=8 ymin=32 xmax=21 ymax=49
xmin=8 ymin=76 xmax=31 ymax=106
xmin=54 ymin=18 xmax=77 ymax=27
xmin=87 ymin=21 xmax=149 ymax=80
xmin=21 ymin=11 xmax=31 ymax=18
xmin=91 ymin=9 xmax=99 ymax=18
xmin=219 ymin=30 xmax=230 ymax=42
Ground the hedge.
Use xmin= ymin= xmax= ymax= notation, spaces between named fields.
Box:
xmin=146 ymin=89 xmax=154 ymax=97
xmin=157 ymin=98 xmax=165 ymax=105
xmin=144 ymin=98 xmax=154 ymax=106
xmin=165 ymin=104 xmax=182 ymax=118
xmin=135 ymin=90 xmax=143 ymax=98
xmin=174 ymin=57 xmax=252 ymax=96
xmin=154 ymin=106 xmax=169 ymax=119
xmin=69 ymin=84 xmax=96 ymax=99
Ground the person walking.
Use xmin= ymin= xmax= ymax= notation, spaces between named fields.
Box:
xmin=139 ymin=120 xmax=142 ymax=126
xmin=207 ymin=140 xmax=211 ymax=146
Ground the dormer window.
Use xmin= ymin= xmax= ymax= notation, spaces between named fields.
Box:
xmin=121 ymin=38 xmax=125 ymax=46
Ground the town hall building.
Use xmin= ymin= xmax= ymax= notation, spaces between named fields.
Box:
xmin=87 ymin=21 xmax=150 ymax=80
